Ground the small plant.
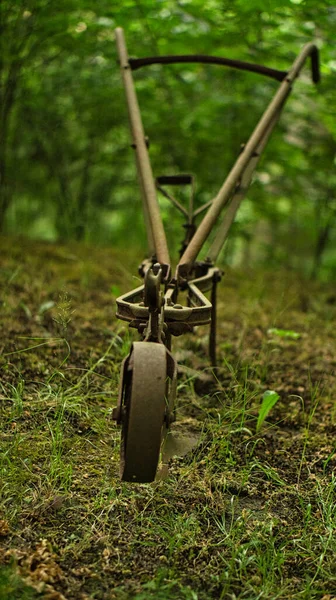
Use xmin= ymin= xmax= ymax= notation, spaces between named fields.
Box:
xmin=47 ymin=402 xmax=73 ymax=491
xmin=0 ymin=380 xmax=25 ymax=418
xmin=256 ymin=390 xmax=280 ymax=432
xmin=0 ymin=566 xmax=39 ymax=599
xmin=53 ymin=291 xmax=74 ymax=338
xmin=267 ymin=328 xmax=301 ymax=339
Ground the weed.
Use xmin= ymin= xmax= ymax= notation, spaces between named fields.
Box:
xmin=0 ymin=566 xmax=39 ymax=600
xmin=0 ymin=379 xmax=25 ymax=417
xmin=53 ymin=291 xmax=74 ymax=338
xmin=267 ymin=327 xmax=301 ymax=339
xmin=256 ymin=389 xmax=280 ymax=432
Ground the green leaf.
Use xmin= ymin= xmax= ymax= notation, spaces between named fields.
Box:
xmin=110 ymin=285 xmax=121 ymax=297
xmin=267 ymin=328 xmax=301 ymax=339
xmin=256 ymin=390 xmax=280 ymax=432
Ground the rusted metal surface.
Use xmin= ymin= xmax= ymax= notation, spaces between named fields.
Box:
xmin=114 ymin=29 xmax=320 ymax=482
xmin=116 ymin=270 xmax=218 ymax=334
xmin=143 ymin=263 xmax=164 ymax=342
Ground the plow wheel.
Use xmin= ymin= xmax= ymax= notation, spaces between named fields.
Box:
xmin=120 ymin=341 xmax=168 ymax=483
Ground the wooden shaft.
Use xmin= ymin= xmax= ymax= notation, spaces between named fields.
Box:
xmin=177 ymin=43 xmax=318 ymax=277
xmin=136 ymin=155 xmax=155 ymax=255
xmin=115 ymin=27 xmax=170 ymax=267
xmin=207 ymin=108 xmax=282 ymax=263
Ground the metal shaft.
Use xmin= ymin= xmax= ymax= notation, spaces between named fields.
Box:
xmin=177 ymin=43 xmax=318 ymax=277
xmin=115 ymin=27 xmax=170 ymax=268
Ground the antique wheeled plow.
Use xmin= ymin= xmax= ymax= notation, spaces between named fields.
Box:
xmin=112 ymin=27 xmax=320 ymax=482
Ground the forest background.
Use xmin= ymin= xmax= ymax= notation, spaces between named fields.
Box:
xmin=1 ymin=0 xmax=335 ymax=279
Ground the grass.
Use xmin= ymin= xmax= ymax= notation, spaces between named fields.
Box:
xmin=0 ymin=566 xmax=40 ymax=599
xmin=0 ymin=236 xmax=335 ymax=599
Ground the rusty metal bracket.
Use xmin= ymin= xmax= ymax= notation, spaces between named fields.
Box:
xmin=116 ymin=278 xmax=214 ymax=333
xmin=143 ymin=263 xmax=164 ymax=342
xmin=116 ymin=266 xmax=222 ymax=347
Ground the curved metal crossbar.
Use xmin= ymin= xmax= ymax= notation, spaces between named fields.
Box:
xmin=129 ymin=55 xmax=288 ymax=82
xmin=129 ymin=50 xmax=320 ymax=85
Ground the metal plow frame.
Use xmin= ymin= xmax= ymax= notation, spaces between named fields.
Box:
xmin=113 ymin=27 xmax=320 ymax=482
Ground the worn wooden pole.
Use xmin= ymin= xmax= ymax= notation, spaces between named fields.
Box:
xmin=115 ymin=27 xmax=170 ymax=270
xmin=177 ymin=43 xmax=319 ymax=277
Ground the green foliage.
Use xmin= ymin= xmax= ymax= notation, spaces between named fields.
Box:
xmin=0 ymin=566 xmax=39 ymax=599
xmin=267 ymin=327 xmax=301 ymax=339
xmin=0 ymin=0 xmax=335 ymax=276
xmin=256 ymin=390 xmax=280 ymax=431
